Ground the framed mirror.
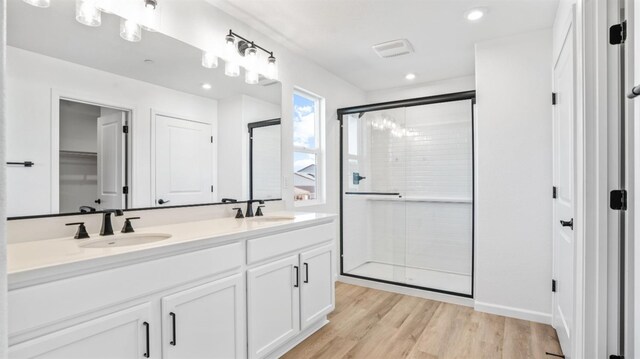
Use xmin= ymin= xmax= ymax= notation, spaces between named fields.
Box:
xmin=6 ymin=0 xmax=282 ymax=218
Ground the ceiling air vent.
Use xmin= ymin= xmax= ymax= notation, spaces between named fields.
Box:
xmin=372 ymin=39 xmax=414 ymax=58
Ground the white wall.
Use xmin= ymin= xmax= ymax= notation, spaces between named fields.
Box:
xmin=6 ymin=46 xmax=218 ymax=216
xmin=0 ymin=0 xmax=8 ymax=355
xmin=474 ymin=29 xmax=553 ymax=323
xmin=217 ymin=94 xmax=280 ymax=200
xmin=366 ymin=75 xmax=475 ymax=103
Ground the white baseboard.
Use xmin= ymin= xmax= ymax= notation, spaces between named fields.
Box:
xmin=474 ymin=301 xmax=552 ymax=324
xmin=337 ymin=275 xmax=475 ymax=307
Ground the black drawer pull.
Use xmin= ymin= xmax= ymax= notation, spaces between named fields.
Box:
xmin=169 ymin=312 xmax=176 ymax=346
xmin=143 ymin=321 xmax=150 ymax=358
xmin=304 ymin=263 xmax=309 ymax=283
xmin=294 ymin=266 xmax=299 ymax=287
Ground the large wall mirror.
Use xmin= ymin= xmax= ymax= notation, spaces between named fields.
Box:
xmin=6 ymin=0 xmax=282 ymax=218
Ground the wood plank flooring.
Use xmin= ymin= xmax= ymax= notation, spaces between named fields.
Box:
xmin=283 ymin=282 xmax=563 ymax=359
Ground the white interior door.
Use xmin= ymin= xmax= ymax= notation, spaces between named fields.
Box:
xmin=155 ymin=114 xmax=213 ymax=206
xmin=552 ymin=15 xmax=575 ymax=358
xmin=97 ymin=112 xmax=126 ymax=210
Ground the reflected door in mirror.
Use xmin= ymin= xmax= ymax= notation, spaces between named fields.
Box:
xmin=155 ymin=115 xmax=213 ymax=206
xmin=97 ymin=112 xmax=126 ymax=210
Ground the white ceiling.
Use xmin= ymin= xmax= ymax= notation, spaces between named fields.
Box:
xmin=7 ymin=0 xmax=281 ymax=104
xmin=214 ymin=0 xmax=558 ymax=91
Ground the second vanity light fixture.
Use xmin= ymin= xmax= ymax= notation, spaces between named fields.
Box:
xmin=73 ymin=0 xmax=159 ymax=42
xmin=205 ymin=29 xmax=278 ymax=84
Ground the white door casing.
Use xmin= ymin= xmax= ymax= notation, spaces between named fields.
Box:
xmin=154 ymin=114 xmax=213 ymax=207
xmin=96 ymin=112 xmax=126 ymax=210
xmin=552 ymin=11 xmax=576 ymax=358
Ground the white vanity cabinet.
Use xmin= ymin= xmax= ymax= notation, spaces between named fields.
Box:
xmin=9 ymin=303 xmax=153 ymax=359
xmin=246 ymin=223 xmax=335 ymax=359
xmin=8 ymin=217 xmax=336 ymax=359
xmin=161 ymin=273 xmax=245 ymax=359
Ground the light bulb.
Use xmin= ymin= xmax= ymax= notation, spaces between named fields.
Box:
xmin=22 ymin=0 xmax=50 ymax=7
xmin=140 ymin=0 xmax=160 ymax=32
xmin=120 ymin=18 xmax=142 ymax=42
xmin=245 ymin=70 xmax=259 ymax=85
xmin=202 ymin=51 xmax=219 ymax=69
xmin=224 ymin=34 xmax=240 ymax=77
xmin=266 ymin=55 xmax=278 ymax=80
xmin=76 ymin=0 xmax=102 ymax=27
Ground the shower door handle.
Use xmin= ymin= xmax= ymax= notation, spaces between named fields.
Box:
xmin=353 ymin=172 xmax=366 ymax=185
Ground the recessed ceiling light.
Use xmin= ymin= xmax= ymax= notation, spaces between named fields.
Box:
xmin=465 ymin=8 xmax=486 ymax=22
xmin=201 ymin=83 xmax=212 ymax=90
xmin=405 ymin=73 xmax=416 ymax=80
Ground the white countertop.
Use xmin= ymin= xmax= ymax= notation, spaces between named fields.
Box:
xmin=8 ymin=212 xmax=336 ymax=288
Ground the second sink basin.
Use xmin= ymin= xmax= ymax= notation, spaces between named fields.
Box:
xmin=79 ymin=233 xmax=172 ymax=249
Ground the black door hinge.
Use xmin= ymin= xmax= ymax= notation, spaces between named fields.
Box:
xmin=610 ymin=21 xmax=627 ymax=45
xmin=123 ymin=125 xmax=129 ymax=134
xmin=123 ymin=186 xmax=129 ymax=194
xmin=211 ymin=136 xmax=214 ymax=143
xmin=552 ymin=92 xmax=557 ymax=105
xmin=552 ymin=279 xmax=557 ymax=293
xmin=610 ymin=355 xmax=624 ymax=359
xmin=610 ymin=189 xmax=627 ymax=210
xmin=552 ymin=186 xmax=557 ymax=199
xmin=211 ymin=185 xmax=214 ymax=193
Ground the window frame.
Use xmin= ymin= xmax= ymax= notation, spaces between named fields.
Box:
xmin=293 ymin=88 xmax=325 ymax=206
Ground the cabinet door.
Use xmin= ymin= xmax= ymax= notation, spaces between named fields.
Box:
xmin=161 ymin=274 xmax=245 ymax=359
xmin=9 ymin=303 xmax=153 ymax=359
xmin=247 ymin=255 xmax=300 ymax=359
xmin=300 ymin=243 xmax=335 ymax=330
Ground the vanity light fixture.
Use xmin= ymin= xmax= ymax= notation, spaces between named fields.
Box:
xmin=140 ymin=0 xmax=160 ymax=32
xmin=465 ymin=7 xmax=486 ymax=22
xmin=244 ymin=45 xmax=259 ymax=85
xmin=22 ymin=0 xmax=50 ymax=8
xmin=144 ymin=0 xmax=157 ymax=9
xmin=405 ymin=73 xmax=416 ymax=80
xmin=224 ymin=29 xmax=278 ymax=82
xmin=120 ymin=18 xmax=142 ymax=42
xmin=224 ymin=33 xmax=240 ymax=77
xmin=202 ymin=51 xmax=219 ymax=69
xmin=76 ymin=0 xmax=102 ymax=27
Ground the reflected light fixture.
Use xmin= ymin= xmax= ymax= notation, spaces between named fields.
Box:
xmin=120 ymin=18 xmax=142 ymax=42
xmin=224 ymin=33 xmax=240 ymax=77
xmin=202 ymin=51 xmax=219 ymax=69
xmin=465 ymin=8 xmax=486 ymax=21
xmin=201 ymin=83 xmax=212 ymax=90
xmin=22 ymin=0 xmax=50 ymax=7
xmin=140 ymin=0 xmax=160 ymax=32
xmin=76 ymin=0 xmax=102 ymax=27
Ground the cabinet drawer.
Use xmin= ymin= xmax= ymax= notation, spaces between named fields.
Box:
xmin=9 ymin=242 xmax=242 ymax=338
xmin=246 ymin=223 xmax=334 ymax=265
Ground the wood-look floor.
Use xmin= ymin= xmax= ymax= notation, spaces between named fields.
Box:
xmin=283 ymin=282 xmax=563 ymax=359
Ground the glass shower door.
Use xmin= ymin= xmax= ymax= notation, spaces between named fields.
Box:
xmin=342 ymin=107 xmax=407 ymax=284
xmin=341 ymin=97 xmax=474 ymax=297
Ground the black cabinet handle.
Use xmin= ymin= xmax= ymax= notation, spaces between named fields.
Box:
xmin=169 ymin=312 xmax=176 ymax=346
xmin=94 ymin=198 xmax=101 ymax=204
xmin=560 ymin=218 xmax=573 ymax=230
xmin=143 ymin=321 xmax=150 ymax=358
xmin=294 ymin=266 xmax=299 ymax=287
xmin=304 ymin=263 xmax=309 ymax=283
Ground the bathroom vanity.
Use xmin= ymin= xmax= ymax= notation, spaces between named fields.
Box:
xmin=7 ymin=213 xmax=336 ymax=359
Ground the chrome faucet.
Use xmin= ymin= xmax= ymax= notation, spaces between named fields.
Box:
xmin=100 ymin=209 xmax=124 ymax=236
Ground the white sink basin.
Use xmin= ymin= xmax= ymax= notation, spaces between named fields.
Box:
xmin=79 ymin=233 xmax=172 ymax=249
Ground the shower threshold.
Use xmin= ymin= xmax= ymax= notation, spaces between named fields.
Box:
xmin=347 ymin=261 xmax=471 ymax=295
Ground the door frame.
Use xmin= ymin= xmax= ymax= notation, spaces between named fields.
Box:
xmin=150 ymin=109 xmax=215 ymax=207
xmin=336 ymin=90 xmax=476 ymax=298
xmin=247 ymin=118 xmax=281 ymax=200
xmin=51 ymin=89 xmax=134 ymax=213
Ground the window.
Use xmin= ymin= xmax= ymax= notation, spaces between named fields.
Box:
xmin=293 ymin=89 xmax=324 ymax=204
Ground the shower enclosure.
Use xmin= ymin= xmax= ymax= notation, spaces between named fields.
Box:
xmin=338 ymin=91 xmax=475 ymax=297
